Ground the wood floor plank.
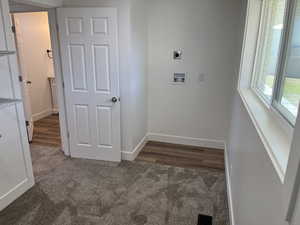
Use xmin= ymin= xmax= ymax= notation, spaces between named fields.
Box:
xmin=32 ymin=114 xmax=61 ymax=147
xmin=146 ymin=141 xmax=223 ymax=152
xmin=143 ymin=146 xmax=224 ymax=160
xmin=136 ymin=141 xmax=225 ymax=170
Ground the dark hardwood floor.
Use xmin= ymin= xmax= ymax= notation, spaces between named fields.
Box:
xmin=136 ymin=141 xmax=224 ymax=170
xmin=32 ymin=114 xmax=61 ymax=148
xmin=31 ymin=115 xmax=224 ymax=170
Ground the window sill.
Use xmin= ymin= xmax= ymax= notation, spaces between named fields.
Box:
xmin=238 ymin=88 xmax=292 ymax=183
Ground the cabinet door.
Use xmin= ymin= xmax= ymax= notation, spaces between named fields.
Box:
xmin=0 ymin=0 xmax=34 ymax=211
xmin=0 ymin=105 xmax=34 ymax=211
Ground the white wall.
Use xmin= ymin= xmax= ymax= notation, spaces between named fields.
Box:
xmin=129 ymin=0 xmax=148 ymax=149
xmin=228 ymin=79 xmax=300 ymax=225
xmin=226 ymin=0 xmax=300 ymax=224
xmin=12 ymin=0 xmax=62 ymax=8
xmin=14 ymin=12 xmax=54 ymax=121
xmin=291 ymin=181 xmax=300 ymax=224
xmin=147 ymin=0 xmax=242 ymax=146
xmin=9 ymin=1 xmax=43 ymax=12
xmin=228 ymin=95 xmax=289 ymax=225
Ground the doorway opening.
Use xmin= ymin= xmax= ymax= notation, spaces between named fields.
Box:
xmin=12 ymin=11 xmax=61 ymax=147
xmin=11 ymin=9 xmax=67 ymax=178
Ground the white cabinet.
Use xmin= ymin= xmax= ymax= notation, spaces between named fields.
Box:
xmin=0 ymin=0 xmax=34 ymax=211
xmin=0 ymin=104 xmax=34 ymax=211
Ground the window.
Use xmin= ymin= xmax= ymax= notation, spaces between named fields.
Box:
xmin=275 ymin=0 xmax=300 ymax=122
xmin=253 ymin=0 xmax=300 ymax=125
xmin=253 ymin=0 xmax=286 ymax=101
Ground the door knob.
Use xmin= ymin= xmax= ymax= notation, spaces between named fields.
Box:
xmin=111 ymin=97 xmax=118 ymax=103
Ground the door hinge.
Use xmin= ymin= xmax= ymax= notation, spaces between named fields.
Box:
xmin=67 ymin=131 xmax=70 ymax=138
xmin=18 ymin=76 xmax=23 ymax=82
xmin=11 ymin=25 xmax=16 ymax=33
xmin=56 ymin=23 xmax=59 ymax=31
xmin=62 ymin=81 xmax=65 ymax=89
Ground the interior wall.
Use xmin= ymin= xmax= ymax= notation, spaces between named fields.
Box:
xmin=9 ymin=1 xmax=43 ymax=12
xmin=129 ymin=0 xmax=148 ymax=149
xmin=228 ymin=95 xmax=289 ymax=225
xmin=227 ymin=0 xmax=300 ymax=224
xmin=14 ymin=12 xmax=53 ymax=121
xmin=147 ymin=0 xmax=242 ymax=145
xmin=12 ymin=0 xmax=63 ymax=8
xmin=291 ymin=183 xmax=300 ymax=224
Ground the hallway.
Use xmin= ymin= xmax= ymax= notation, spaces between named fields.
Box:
xmin=32 ymin=114 xmax=61 ymax=148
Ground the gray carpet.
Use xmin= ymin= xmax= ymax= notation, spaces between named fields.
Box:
xmin=0 ymin=145 xmax=228 ymax=225
xmin=29 ymin=144 xmax=67 ymax=181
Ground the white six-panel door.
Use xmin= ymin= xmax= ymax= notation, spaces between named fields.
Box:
xmin=57 ymin=8 xmax=121 ymax=162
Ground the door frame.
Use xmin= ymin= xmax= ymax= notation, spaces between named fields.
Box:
xmin=48 ymin=9 xmax=70 ymax=155
xmin=9 ymin=6 xmax=70 ymax=156
xmin=11 ymin=15 xmax=34 ymax=142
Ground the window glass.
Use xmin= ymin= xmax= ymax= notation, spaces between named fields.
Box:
xmin=254 ymin=0 xmax=287 ymax=101
xmin=278 ymin=0 xmax=300 ymax=118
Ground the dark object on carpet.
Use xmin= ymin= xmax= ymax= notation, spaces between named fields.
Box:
xmin=198 ymin=214 xmax=213 ymax=225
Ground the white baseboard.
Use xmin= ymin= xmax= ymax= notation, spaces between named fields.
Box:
xmin=121 ymin=133 xmax=225 ymax=161
xmin=52 ymin=108 xmax=59 ymax=114
xmin=224 ymin=143 xmax=235 ymax=225
xmin=32 ymin=109 xmax=53 ymax=122
xmin=121 ymin=135 xmax=148 ymax=161
xmin=147 ymin=132 xmax=225 ymax=149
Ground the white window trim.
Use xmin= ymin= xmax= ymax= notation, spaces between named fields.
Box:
xmin=238 ymin=0 xmax=294 ymax=183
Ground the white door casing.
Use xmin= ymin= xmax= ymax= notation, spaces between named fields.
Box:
xmin=57 ymin=8 xmax=121 ymax=162
xmin=12 ymin=15 xmax=34 ymax=142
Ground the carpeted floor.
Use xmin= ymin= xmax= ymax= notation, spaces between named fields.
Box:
xmin=30 ymin=144 xmax=67 ymax=181
xmin=0 ymin=145 xmax=228 ymax=225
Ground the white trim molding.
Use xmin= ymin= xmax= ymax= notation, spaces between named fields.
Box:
xmin=239 ymin=89 xmax=291 ymax=182
xmin=224 ymin=144 xmax=235 ymax=225
xmin=52 ymin=108 xmax=59 ymax=114
xmin=48 ymin=9 xmax=70 ymax=156
xmin=121 ymin=135 xmax=148 ymax=161
xmin=121 ymin=133 xmax=225 ymax=161
xmin=32 ymin=109 xmax=52 ymax=121
xmin=147 ymin=133 xmax=225 ymax=150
